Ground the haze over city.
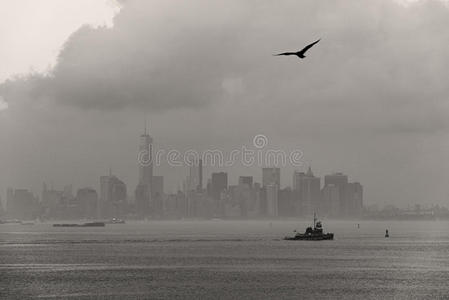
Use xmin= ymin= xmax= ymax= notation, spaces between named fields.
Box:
xmin=1 ymin=0 xmax=449 ymax=209
xmin=3 ymin=1 xmax=449 ymax=299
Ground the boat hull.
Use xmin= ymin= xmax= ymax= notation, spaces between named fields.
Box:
xmin=53 ymin=222 xmax=105 ymax=227
xmin=284 ymin=233 xmax=334 ymax=241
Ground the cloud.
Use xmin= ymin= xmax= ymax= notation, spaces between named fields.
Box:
xmin=1 ymin=0 xmax=449 ymax=126
xmin=0 ymin=1 xmax=255 ymax=111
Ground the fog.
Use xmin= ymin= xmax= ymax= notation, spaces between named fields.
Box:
xmin=1 ymin=0 xmax=449 ymax=206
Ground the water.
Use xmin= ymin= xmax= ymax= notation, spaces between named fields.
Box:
xmin=1 ymin=220 xmax=449 ymax=299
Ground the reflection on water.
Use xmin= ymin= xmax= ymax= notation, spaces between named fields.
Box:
xmin=1 ymin=220 xmax=449 ymax=299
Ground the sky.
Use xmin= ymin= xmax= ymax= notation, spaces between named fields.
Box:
xmin=0 ymin=0 xmax=448 ymax=207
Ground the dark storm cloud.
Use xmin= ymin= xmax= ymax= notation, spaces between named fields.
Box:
xmin=0 ymin=1 xmax=253 ymax=110
xmin=1 ymin=0 xmax=449 ymax=131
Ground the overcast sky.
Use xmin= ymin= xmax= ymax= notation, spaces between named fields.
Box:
xmin=1 ymin=0 xmax=448 ymax=207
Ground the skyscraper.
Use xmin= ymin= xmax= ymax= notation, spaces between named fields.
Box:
xmin=152 ymin=175 xmax=164 ymax=216
xmin=324 ymin=172 xmax=348 ymax=217
xmin=322 ymin=184 xmax=340 ymax=216
xmin=210 ymin=172 xmax=228 ymax=200
xmin=266 ymin=183 xmax=279 ymax=217
xmin=345 ymin=182 xmax=363 ymax=217
xmin=139 ymin=126 xmax=153 ymax=186
xmin=293 ymin=171 xmax=306 ymax=191
xmin=41 ymin=184 xmax=65 ymax=219
xmin=6 ymin=188 xmax=37 ymax=220
xmin=198 ymin=159 xmax=203 ymax=192
xmin=278 ymin=187 xmax=294 ymax=217
xmin=238 ymin=176 xmax=253 ymax=188
xmin=292 ymin=167 xmax=320 ymax=215
xmin=186 ymin=159 xmax=203 ymax=192
xmin=262 ymin=167 xmax=280 ymax=188
xmin=135 ymin=124 xmax=153 ymax=217
xmin=100 ymin=173 xmax=127 ymax=218
xmin=237 ymin=176 xmax=254 ymax=216
xmin=76 ymin=187 xmax=98 ymax=219
xmin=210 ymin=172 xmax=228 ymax=216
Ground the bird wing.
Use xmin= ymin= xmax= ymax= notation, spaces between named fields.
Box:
xmin=298 ymin=39 xmax=320 ymax=55
xmin=273 ymin=52 xmax=296 ymax=56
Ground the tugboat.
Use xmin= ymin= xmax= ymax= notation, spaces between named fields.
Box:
xmin=284 ymin=213 xmax=334 ymax=241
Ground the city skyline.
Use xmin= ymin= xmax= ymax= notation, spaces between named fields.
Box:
xmin=1 ymin=128 xmax=366 ymax=200
xmin=2 ymin=126 xmax=369 ymax=220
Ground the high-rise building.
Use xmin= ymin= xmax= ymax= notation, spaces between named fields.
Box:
xmin=253 ymin=182 xmax=262 ymax=216
xmin=41 ymin=184 xmax=65 ymax=218
xmin=135 ymin=125 xmax=153 ymax=217
xmin=293 ymin=171 xmax=306 ymax=191
xmin=238 ymin=176 xmax=253 ymax=188
xmin=324 ymin=172 xmax=348 ymax=217
xmin=266 ymin=183 xmax=279 ymax=217
xmin=278 ymin=187 xmax=294 ymax=217
xmin=292 ymin=167 xmax=320 ymax=215
xmin=323 ymin=173 xmax=362 ymax=218
xmin=186 ymin=159 xmax=203 ymax=192
xmin=322 ymin=184 xmax=340 ymax=216
xmin=304 ymin=167 xmax=321 ymax=214
xmin=233 ymin=179 xmax=254 ymax=217
xmin=138 ymin=128 xmax=153 ymax=188
xmin=345 ymin=182 xmax=363 ymax=217
xmin=76 ymin=188 xmax=98 ymax=219
xmin=198 ymin=159 xmax=203 ymax=192
xmin=262 ymin=167 xmax=280 ymax=188
xmin=135 ymin=183 xmax=149 ymax=215
xmin=210 ymin=172 xmax=228 ymax=200
xmin=100 ymin=175 xmax=127 ymax=203
xmin=63 ymin=184 xmax=73 ymax=200
xmin=152 ymin=176 xmax=164 ymax=198
xmin=152 ymin=175 xmax=164 ymax=216
xmin=6 ymin=188 xmax=37 ymax=220
xmin=210 ymin=172 xmax=228 ymax=216
xmin=100 ymin=173 xmax=127 ymax=218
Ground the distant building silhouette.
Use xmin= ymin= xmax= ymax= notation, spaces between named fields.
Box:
xmin=292 ymin=167 xmax=320 ymax=215
xmin=41 ymin=183 xmax=64 ymax=218
xmin=186 ymin=159 xmax=203 ymax=192
xmin=323 ymin=172 xmax=363 ymax=218
xmin=324 ymin=172 xmax=348 ymax=217
xmin=278 ymin=187 xmax=294 ymax=217
xmin=262 ymin=167 xmax=280 ymax=188
xmin=210 ymin=172 xmax=227 ymax=216
xmin=266 ymin=183 xmax=279 ymax=217
xmin=322 ymin=184 xmax=340 ymax=216
xmin=135 ymin=125 xmax=153 ymax=217
xmin=76 ymin=187 xmax=98 ymax=219
xmin=345 ymin=182 xmax=363 ymax=217
xmin=238 ymin=176 xmax=253 ymax=188
xmin=6 ymin=188 xmax=38 ymax=220
xmin=100 ymin=173 xmax=127 ymax=218
xmin=152 ymin=175 xmax=164 ymax=217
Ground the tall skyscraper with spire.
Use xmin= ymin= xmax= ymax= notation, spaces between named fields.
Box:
xmin=135 ymin=120 xmax=153 ymax=216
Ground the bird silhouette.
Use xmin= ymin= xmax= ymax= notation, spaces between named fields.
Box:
xmin=274 ymin=39 xmax=320 ymax=59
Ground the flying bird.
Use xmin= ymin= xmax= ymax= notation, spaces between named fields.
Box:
xmin=274 ymin=39 xmax=320 ymax=59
